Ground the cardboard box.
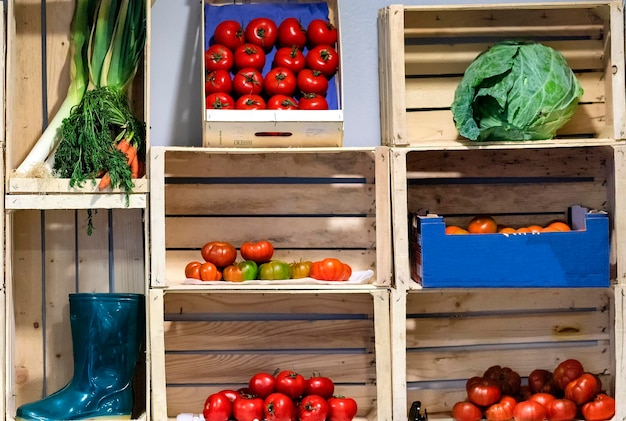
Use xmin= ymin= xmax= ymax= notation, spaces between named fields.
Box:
xmin=202 ymin=0 xmax=343 ymax=147
xmin=409 ymin=206 xmax=609 ymax=288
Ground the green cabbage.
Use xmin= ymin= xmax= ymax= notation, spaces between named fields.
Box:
xmin=451 ymin=41 xmax=583 ymax=141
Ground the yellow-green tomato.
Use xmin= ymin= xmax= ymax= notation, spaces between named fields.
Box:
xmin=290 ymin=260 xmax=312 ymax=279
xmin=259 ymin=260 xmax=292 ymax=280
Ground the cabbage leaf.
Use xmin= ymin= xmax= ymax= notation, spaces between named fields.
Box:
xmin=451 ymin=41 xmax=583 ymax=141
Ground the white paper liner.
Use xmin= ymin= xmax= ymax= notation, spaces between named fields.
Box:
xmin=182 ymin=269 xmax=375 ymax=286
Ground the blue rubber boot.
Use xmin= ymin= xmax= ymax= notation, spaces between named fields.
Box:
xmin=16 ymin=293 xmax=145 ymax=421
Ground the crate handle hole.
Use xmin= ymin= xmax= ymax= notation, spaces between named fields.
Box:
xmin=255 ymin=132 xmax=293 ymax=137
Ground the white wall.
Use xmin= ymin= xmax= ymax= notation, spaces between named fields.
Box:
xmin=149 ymin=0 xmax=581 ymax=148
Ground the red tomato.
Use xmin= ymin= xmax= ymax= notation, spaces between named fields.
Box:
xmin=233 ymin=394 xmax=264 ymax=421
xmin=528 ymin=369 xmax=558 ymax=395
xmin=514 ymin=400 xmax=547 ymax=421
xmin=277 ymin=17 xmax=307 ymax=49
xmin=581 ymin=394 xmax=615 ymax=421
xmin=299 ymin=93 xmax=328 ymax=110
xmin=248 ymin=372 xmax=276 ymax=399
xmin=264 ymin=392 xmax=295 ymax=421
xmin=467 ymin=215 xmax=498 ymax=234
xmin=236 ymin=94 xmax=267 ymax=110
xmin=267 ymin=95 xmax=298 ymax=110
xmin=265 ymin=67 xmax=297 ymax=97
xmin=245 ymin=17 xmax=278 ymax=52
xmin=219 ymin=389 xmax=242 ymax=402
xmin=327 ymin=396 xmax=358 ymax=421
xmin=203 ymin=392 xmax=233 ymax=421
xmin=467 ymin=377 xmax=502 ymax=407
xmin=199 ymin=262 xmax=222 ymax=281
xmin=306 ymin=45 xmax=339 ymax=78
xmin=205 ymin=44 xmax=234 ymax=71
xmin=206 ymin=92 xmax=235 ymax=110
xmin=552 ymin=359 xmax=585 ymax=391
xmin=274 ymin=369 xmax=306 ymax=400
xmin=564 ymin=373 xmax=601 ymax=405
xmin=304 ymin=374 xmax=334 ymax=399
xmin=240 ymin=240 xmax=274 ymax=263
xmin=484 ymin=365 xmax=522 ymax=397
xmin=205 ymin=69 xmax=233 ymax=95
xmin=307 ymin=19 xmax=338 ymax=47
xmin=201 ymin=241 xmax=237 ymax=267
xmin=297 ymin=395 xmax=329 ymax=421
xmin=184 ymin=261 xmax=202 ymax=279
xmin=273 ymin=46 xmax=306 ymax=74
xmin=234 ymin=43 xmax=266 ymax=71
xmin=309 ymin=258 xmax=352 ymax=281
xmin=213 ymin=20 xmax=244 ymax=51
xmin=297 ymin=68 xmax=329 ymax=96
xmin=545 ymin=399 xmax=578 ymax=421
xmin=232 ymin=68 xmax=264 ymax=97
xmin=452 ymin=401 xmax=483 ymax=421
xmin=528 ymin=392 xmax=556 ymax=409
xmin=485 ymin=396 xmax=516 ymax=421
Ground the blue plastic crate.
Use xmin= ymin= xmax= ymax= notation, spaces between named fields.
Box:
xmin=409 ymin=206 xmax=610 ymax=288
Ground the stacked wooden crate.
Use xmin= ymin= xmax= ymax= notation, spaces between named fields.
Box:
xmin=378 ymin=2 xmax=626 ymax=421
xmin=2 ymin=0 xmax=151 ymax=420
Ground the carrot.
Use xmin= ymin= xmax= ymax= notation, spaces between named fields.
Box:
xmin=125 ymin=144 xmax=137 ymax=167
xmin=98 ymin=173 xmax=111 ymax=190
xmin=130 ymin=155 xmax=139 ymax=178
xmin=98 ymin=140 xmax=132 ymax=190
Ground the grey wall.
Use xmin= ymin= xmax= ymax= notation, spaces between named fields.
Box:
xmin=149 ymin=0 xmax=579 ymax=148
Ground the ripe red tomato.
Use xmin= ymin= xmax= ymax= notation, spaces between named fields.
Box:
xmin=184 ymin=261 xmax=202 ymax=279
xmin=240 ymin=240 xmax=274 ymax=263
xmin=245 ymin=17 xmax=278 ymax=52
xmin=249 ymin=372 xmax=276 ymax=399
xmin=528 ymin=392 xmax=556 ymax=409
xmin=267 ymin=95 xmax=298 ymax=110
xmin=203 ymin=392 xmax=233 ymax=421
xmin=306 ymin=19 xmax=338 ymax=47
xmin=452 ymin=401 xmax=482 ymax=421
xmin=306 ymin=45 xmax=339 ymax=78
xmin=219 ymin=389 xmax=242 ymax=402
xmin=513 ymin=400 xmax=547 ymax=421
xmin=277 ymin=17 xmax=307 ymax=49
xmin=213 ymin=20 xmax=244 ymax=51
xmin=233 ymin=394 xmax=264 ymax=421
xmin=327 ymin=396 xmax=357 ymax=421
xmin=264 ymin=392 xmax=295 ymax=421
xmin=485 ymin=396 xmax=516 ymax=421
xmin=298 ymin=394 xmax=329 ymax=421
xmin=528 ymin=369 xmax=558 ymax=395
xmin=205 ymin=69 xmax=233 ymax=95
xmin=299 ymin=93 xmax=328 ymax=110
xmin=265 ymin=67 xmax=297 ymax=97
xmin=309 ymin=258 xmax=352 ymax=281
xmin=552 ymin=359 xmax=585 ymax=391
xmin=304 ymin=374 xmax=334 ymax=399
xmin=297 ymin=69 xmax=329 ymax=96
xmin=545 ymin=398 xmax=578 ymax=421
xmin=483 ymin=365 xmax=521 ymax=397
xmin=234 ymin=43 xmax=266 ymax=71
xmin=581 ymin=393 xmax=615 ymax=421
xmin=274 ymin=369 xmax=306 ymax=400
xmin=236 ymin=94 xmax=267 ymax=110
xmin=467 ymin=215 xmax=498 ymax=234
xmin=206 ymin=92 xmax=235 ymax=110
xmin=205 ymin=44 xmax=234 ymax=71
xmin=201 ymin=241 xmax=237 ymax=267
xmin=199 ymin=262 xmax=222 ymax=281
xmin=233 ymin=68 xmax=264 ymax=97
xmin=564 ymin=373 xmax=601 ymax=405
xmin=273 ymin=46 xmax=306 ymax=74
xmin=467 ymin=377 xmax=502 ymax=407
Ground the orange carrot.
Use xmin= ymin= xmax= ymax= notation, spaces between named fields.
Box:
xmin=130 ymin=155 xmax=139 ymax=178
xmin=125 ymin=145 xmax=137 ymax=167
xmin=117 ymin=139 xmax=130 ymax=153
xmin=98 ymin=173 xmax=111 ymax=190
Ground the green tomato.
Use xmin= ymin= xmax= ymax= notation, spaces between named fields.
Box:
xmin=238 ymin=260 xmax=259 ymax=280
xmin=259 ymin=260 xmax=292 ymax=280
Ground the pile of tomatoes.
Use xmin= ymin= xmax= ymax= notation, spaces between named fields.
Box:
xmin=446 ymin=215 xmax=573 ymax=235
xmin=205 ymin=16 xmax=339 ymax=110
xmin=203 ymin=370 xmax=357 ymax=421
xmin=453 ymin=360 xmax=615 ymax=421
xmin=184 ymin=240 xmax=353 ymax=282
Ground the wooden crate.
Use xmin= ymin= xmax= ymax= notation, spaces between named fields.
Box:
xmin=149 ymin=146 xmax=392 ymax=289
xmin=390 ymin=145 xmax=626 ymax=291
xmin=4 ymin=207 xmax=148 ymax=420
xmin=202 ymin=0 xmax=344 ymax=147
xmin=389 ymin=286 xmax=622 ymax=421
xmin=148 ymin=288 xmax=392 ymax=421
xmin=5 ymin=0 xmax=150 ymax=205
xmin=378 ymin=2 xmax=626 ymax=147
